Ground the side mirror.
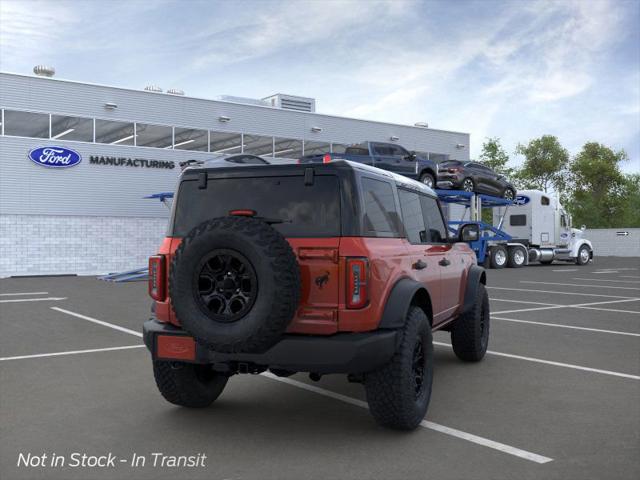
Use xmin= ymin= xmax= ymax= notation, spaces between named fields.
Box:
xmin=458 ymin=223 xmax=480 ymax=242
xmin=405 ymin=151 xmax=417 ymax=161
xmin=581 ymin=225 xmax=586 ymax=231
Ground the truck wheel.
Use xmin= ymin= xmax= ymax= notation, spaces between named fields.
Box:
xmin=169 ymin=216 xmax=301 ymax=353
xmin=364 ymin=306 xmax=433 ymax=430
xmin=153 ymin=360 xmax=228 ymax=408
xmin=419 ymin=172 xmax=435 ymax=189
xmin=576 ymin=245 xmax=591 ymax=265
xmin=489 ymin=245 xmax=507 ymax=269
xmin=507 ymin=246 xmax=526 ymax=268
xmin=451 ymin=283 xmax=490 ymax=362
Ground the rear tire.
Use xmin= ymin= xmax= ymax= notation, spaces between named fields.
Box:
xmin=364 ymin=306 xmax=433 ymax=430
xmin=507 ymin=246 xmax=526 ymax=268
xmin=489 ymin=245 xmax=507 ymax=269
xmin=503 ymin=188 xmax=516 ymax=201
xmin=462 ymin=178 xmax=475 ymax=192
xmin=451 ymin=283 xmax=490 ymax=362
xmin=153 ymin=360 xmax=228 ymax=408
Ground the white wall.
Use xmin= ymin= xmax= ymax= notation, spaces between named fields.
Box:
xmin=586 ymin=228 xmax=640 ymax=258
xmin=0 ymin=214 xmax=168 ymax=277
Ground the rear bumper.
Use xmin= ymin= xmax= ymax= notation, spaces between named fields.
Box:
xmin=143 ymin=318 xmax=397 ymax=374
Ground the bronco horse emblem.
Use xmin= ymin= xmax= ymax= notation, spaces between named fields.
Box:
xmin=315 ymin=271 xmax=330 ymax=289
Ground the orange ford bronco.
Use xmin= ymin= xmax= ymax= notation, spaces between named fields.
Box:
xmin=144 ymin=160 xmax=489 ymax=430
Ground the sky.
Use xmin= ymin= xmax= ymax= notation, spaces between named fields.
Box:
xmin=1 ymin=0 xmax=639 ymax=172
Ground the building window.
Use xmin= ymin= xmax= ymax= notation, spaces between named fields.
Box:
xmin=303 ymin=140 xmax=330 ymax=156
xmin=173 ymin=127 xmax=208 ymax=151
xmin=3 ymin=110 xmax=49 ymax=138
xmin=95 ymin=119 xmax=135 ymax=145
xmin=429 ymin=153 xmax=450 ymax=163
xmin=273 ymin=137 xmax=303 ymax=158
xmin=51 ymin=114 xmax=93 ymax=142
xmin=135 ymin=123 xmax=173 ymax=149
xmin=331 ymin=143 xmax=348 ymax=154
xmin=243 ymin=134 xmax=273 ymax=156
xmin=210 ymin=131 xmax=243 ymax=154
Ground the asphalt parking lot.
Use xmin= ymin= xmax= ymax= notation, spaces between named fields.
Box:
xmin=1 ymin=257 xmax=639 ymax=480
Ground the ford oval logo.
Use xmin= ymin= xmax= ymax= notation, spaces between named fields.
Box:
xmin=514 ymin=195 xmax=530 ymax=205
xmin=28 ymin=146 xmax=82 ymax=168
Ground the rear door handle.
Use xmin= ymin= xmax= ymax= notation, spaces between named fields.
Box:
xmin=439 ymin=258 xmax=451 ymax=267
xmin=412 ymin=259 xmax=427 ymax=270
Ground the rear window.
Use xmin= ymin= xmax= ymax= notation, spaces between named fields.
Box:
xmin=440 ymin=160 xmax=462 ymax=167
xmin=172 ymin=175 xmax=340 ymax=237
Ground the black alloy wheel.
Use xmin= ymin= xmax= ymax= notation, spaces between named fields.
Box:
xmin=462 ymin=178 xmax=474 ymax=192
xmin=194 ymin=249 xmax=257 ymax=323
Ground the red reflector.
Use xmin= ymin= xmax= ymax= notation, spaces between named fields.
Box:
xmin=322 ymin=153 xmax=332 ymax=163
xmin=156 ymin=335 xmax=196 ymax=361
xmin=229 ymin=209 xmax=256 ymax=217
xmin=346 ymin=257 xmax=369 ymax=309
xmin=148 ymin=255 xmax=166 ymax=301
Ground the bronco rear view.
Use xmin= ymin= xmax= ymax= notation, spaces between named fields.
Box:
xmin=144 ymin=160 xmax=489 ymax=430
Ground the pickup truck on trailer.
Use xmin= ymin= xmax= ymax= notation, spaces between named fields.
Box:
xmin=144 ymin=160 xmax=489 ymax=430
xmin=299 ymin=141 xmax=439 ymax=188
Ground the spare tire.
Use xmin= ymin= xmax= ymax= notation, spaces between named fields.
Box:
xmin=169 ymin=216 xmax=301 ymax=353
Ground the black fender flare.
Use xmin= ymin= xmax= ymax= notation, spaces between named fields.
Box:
xmin=462 ymin=265 xmax=486 ymax=314
xmin=378 ymin=278 xmax=433 ymax=329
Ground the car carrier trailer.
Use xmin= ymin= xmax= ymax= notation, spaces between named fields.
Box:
xmin=437 ymin=189 xmax=593 ymax=268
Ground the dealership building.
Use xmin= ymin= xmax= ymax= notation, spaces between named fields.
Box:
xmin=0 ymin=69 xmax=470 ymax=277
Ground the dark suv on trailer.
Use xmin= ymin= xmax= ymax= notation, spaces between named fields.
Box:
xmin=144 ymin=160 xmax=489 ymax=430
xmin=437 ymin=160 xmax=516 ymax=199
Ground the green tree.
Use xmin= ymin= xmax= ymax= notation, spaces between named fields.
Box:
xmin=515 ymin=135 xmax=569 ymax=193
xmin=618 ymin=174 xmax=640 ymax=227
xmin=566 ymin=142 xmax=630 ymax=228
xmin=479 ymin=137 xmax=514 ymax=177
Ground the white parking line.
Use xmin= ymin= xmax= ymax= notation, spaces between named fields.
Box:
xmin=0 ymin=345 xmax=145 ymax=362
xmin=0 ymin=292 xmax=49 ymax=296
xmin=621 ymin=276 xmax=640 ymax=279
xmin=0 ymin=297 xmax=67 ymax=303
xmin=261 ymin=372 xmax=553 ymax=464
xmin=51 ymin=307 xmax=143 ymax=338
xmin=433 ymin=342 xmax=640 ymax=380
xmin=491 ymin=298 xmax=558 ymax=306
xmin=488 ymin=286 xmax=637 ymax=299
xmin=572 ymin=278 xmax=640 ymax=284
xmin=492 ymin=316 xmax=640 ymax=337
xmin=574 ymin=306 xmax=640 ymax=315
xmin=552 ymin=269 xmax=578 ymax=272
xmin=492 ymin=297 xmax=640 ymax=315
xmin=521 ymin=281 xmax=640 ymax=291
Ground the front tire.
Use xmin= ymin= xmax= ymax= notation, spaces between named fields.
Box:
xmin=153 ymin=360 xmax=228 ymax=408
xmin=503 ymin=188 xmax=515 ymax=201
xmin=419 ymin=172 xmax=435 ymax=189
xmin=576 ymin=245 xmax=591 ymax=265
xmin=462 ymin=178 xmax=475 ymax=192
xmin=364 ymin=307 xmax=433 ymax=430
xmin=451 ymin=283 xmax=490 ymax=362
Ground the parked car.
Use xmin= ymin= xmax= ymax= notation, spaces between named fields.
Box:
xmin=299 ymin=141 xmax=438 ymax=188
xmin=437 ymin=160 xmax=516 ymax=199
xmin=144 ymin=160 xmax=489 ymax=430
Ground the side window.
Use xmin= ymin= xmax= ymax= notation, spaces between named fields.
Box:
xmin=361 ymin=177 xmax=401 ymax=235
xmin=561 ymin=214 xmax=567 ymax=227
xmin=541 ymin=196 xmax=550 ymax=206
xmin=420 ymin=195 xmax=448 ymax=243
xmin=510 ymin=214 xmax=527 ymax=226
xmin=398 ymin=189 xmax=426 ymax=244
xmin=372 ymin=144 xmax=392 ymax=156
xmin=389 ymin=145 xmax=409 ymax=158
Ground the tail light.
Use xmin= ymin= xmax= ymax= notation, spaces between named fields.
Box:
xmin=448 ymin=167 xmax=460 ymax=173
xmin=229 ymin=209 xmax=256 ymax=217
xmin=322 ymin=153 xmax=332 ymax=163
xmin=346 ymin=257 xmax=369 ymax=309
xmin=149 ymin=255 xmax=166 ymax=301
